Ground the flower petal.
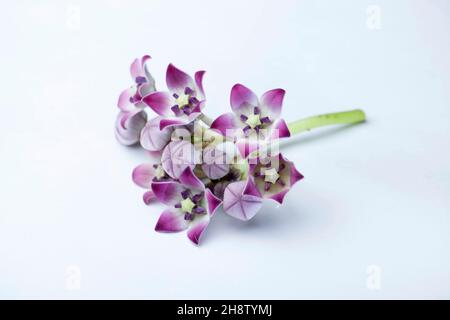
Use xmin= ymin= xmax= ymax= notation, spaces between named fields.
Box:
xmin=130 ymin=55 xmax=151 ymax=80
xmin=187 ymin=214 xmax=210 ymax=245
xmin=140 ymin=117 xmax=173 ymax=151
xmin=223 ymin=180 xmax=263 ymax=221
xmin=159 ymin=117 xmax=188 ymax=130
xmin=155 ymin=209 xmax=188 ymax=233
xmin=271 ymin=119 xmax=291 ymax=139
xmin=194 ymin=71 xmax=206 ymax=100
xmin=161 ymin=112 xmax=201 ymax=130
xmin=201 ymin=146 xmax=230 ymax=180
xmin=191 ymin=100 xmax=205 ymax=114
xmin=142 ymin=91 xmax=173 ymax=116
xmin=117 ymin=87 xmax=136 ymax=112
xmin=205 ymin=188 xmax=222 ymax=215
xmin=143 ymin=191 xmax=156 ymax=205
xmin=201 ymin=163 xmax=229 ymax=180
xmin=236 ymin=139 xmax=260 ymax=159
xmin=243 ymin=177 xmax=262 ymax=197
xmin=166 ymin=64 xmax=195 ymax=95
xmin=289 ymin=159 xmax=304 ymax=186
xmin=138 ymin=81 xmax=156 ymax=100
xmin=230 ymin=84 xmax=258 ymax=113
xmin=252 ymin=154 xmax=303 ymax=204
xmin=210 ymin=113 xmax=239 ymax=136
xmin=132 ymin=163 xmax=155 ymax=188
xmin=260 ymin=88 xmax=285 ymax=118
xmin=151 ymin=180 xmax=184 ymax=206
xmin=120 ymin=108 xmax=146 ymax=129
xmin=161 ymin=141 xmax=199 ymax=179
xmin=268 ymin=189 xmax=289 ymax=204
xmin=114 ymin=110 xmax=147 ymax=146
xmin=130 ymin=58 xmax=142 ymax=79
xmin=179 ymin=167 xmax=204 ymax=190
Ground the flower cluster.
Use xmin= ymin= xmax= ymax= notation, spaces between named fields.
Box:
xmin=115 ymin=55 xmax=303 ymax=245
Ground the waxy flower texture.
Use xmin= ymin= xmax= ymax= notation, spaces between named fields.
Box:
xmin=116 ymin=54 xmax=366 ymax=245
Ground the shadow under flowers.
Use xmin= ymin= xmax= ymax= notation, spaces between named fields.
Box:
xmin=200 ymin=123 xmax=369 ymax=244
xmin=202 ymin=189 xmax=334 ymax=244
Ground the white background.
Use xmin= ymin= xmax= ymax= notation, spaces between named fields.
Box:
xmin=1 ymin=0 xmax=449 ymax=299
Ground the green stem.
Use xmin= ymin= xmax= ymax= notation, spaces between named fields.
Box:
xmin=288 ymin=109 xmax=366 ymax=135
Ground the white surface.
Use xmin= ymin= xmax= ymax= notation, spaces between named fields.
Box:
xmin=1 ymin=0 xmax=449 ymax=299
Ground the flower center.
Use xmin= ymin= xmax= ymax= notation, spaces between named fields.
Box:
xmin=155 ymin=165 xmax=166 ymax=180
xmin=175 ymin=94 xmax=190 ymax=109
xmin=246 ymin=114 xmax=261 ymax=129
xmin=262 ymin=167 xmax=280 ymax=184
xmin=175 ymin=190 xmax=206 ymax=220
xmin=171 ymin=87 xmax=199 ymax=116
xmin=240 ymin=107 xmax=272 ymax=136
xmin=180 ymin=198 xmax=196 ymax=213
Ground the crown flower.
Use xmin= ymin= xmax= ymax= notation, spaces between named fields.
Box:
xmin=116 ymin=54 xmax=366 ymax=245
xmin=142 ymin=64 xmax=206 ymax=130
xmin=249 ymin=154 xmax=304 ymax=204
xmin=211 ymin=84 xmax=290 ymax=140
xmin=115 ymin=56 xmax=156 ymax=139
xmin=151 ymin=168 xmax=221 ymax=244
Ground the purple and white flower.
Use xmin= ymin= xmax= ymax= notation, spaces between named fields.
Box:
xmin=117 ymin=55 xmax=156 ymax=128
xmin=161 ymin=140 xmax=201 ymax=179
xmin=201 ymin=141 xmax=238 ymax=180
xmin=143 ymin=64 xmax=206 ymax=130
xmin=113 ymin=54 xmax=326 ymax=245
xmin=211 ymin=84 xmax=290 ymax=140
xmin=140 ymin=116 xmax=174 ymax=152
xmin=151 ymin=167 xmax=222 ymax=245
xmin=132 ymin=153 xmax=169 ymax=205
xmin=223 ymin=177 xmax=263 ymax=221
xmin=249 ymin=154 xmax=303 ymax=204
xmin=115 ymin=110 xmax=147 ymax=146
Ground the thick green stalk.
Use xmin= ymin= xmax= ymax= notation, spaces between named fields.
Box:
xmin=288 ymin=109 xmax=366 ymax=135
